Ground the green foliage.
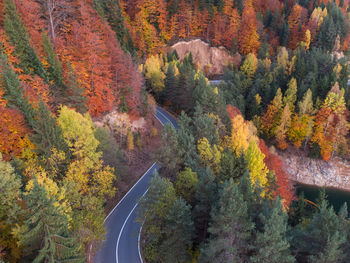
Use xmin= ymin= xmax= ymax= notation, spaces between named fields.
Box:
xmin=159 ymin=197 xmax=194 ymax=262
xmin=94 ymin=0 xmax=137 ymax=57
xmin=41 ymin=33 xmax=64 ymax=89
xmin=0 ymin=155 xmax=23 ymax=262
xmin=218 ymin=149 xmax=248 ymax=182
xmin=0 ymin=53 xmax=35 ymax=126
xmin=174 ymin=167 xmax=198 ymax=205
xmin=64 ymin=63 xmax=87 ymax=114
xmin=138 ymin=172 xmax=177 ymax=262
xmin=155 ymin=124 xmax=182 ymax=174
xmin=19 ymin=181 xmax=83 ymax=262
xmin=30 ymin=101 xmax=69 ymax=162
xmin=4 ymin=0 xmax=47 ymax=80
xmin=251 ymin=198 xmax=295 ymax=263
xmin=291 ymin=198 xmax=348 ymax=262
xmin=199 ymin=178 xmax=254 ymax=262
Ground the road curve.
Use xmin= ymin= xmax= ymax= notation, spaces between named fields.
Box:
xmin=95 ymin=107 xmax=178 ymax=263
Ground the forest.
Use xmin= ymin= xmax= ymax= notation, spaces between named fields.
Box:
xmin=0 ymin=0 xmax=350 ymax=262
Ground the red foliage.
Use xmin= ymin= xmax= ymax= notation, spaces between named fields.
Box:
xmin=259 ymin=140 xmax=294 ymax=207
xmin=226 ymin=104 xmax=242 ymax=120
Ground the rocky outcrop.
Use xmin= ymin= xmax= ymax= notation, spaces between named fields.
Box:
xmin=277 ymin=147 xmax=350 ymax=191
xmin=168 ymin=39 xmax=241 ymax=77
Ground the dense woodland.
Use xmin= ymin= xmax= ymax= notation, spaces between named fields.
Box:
xmin=0 ymin=0 xmax=350 ymax=262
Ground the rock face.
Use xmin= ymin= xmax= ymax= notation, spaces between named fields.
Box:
xmin=278 ymin=148 xmax=350 ymax=191
xmin=168 ymin=39 xmax=241 ymax=77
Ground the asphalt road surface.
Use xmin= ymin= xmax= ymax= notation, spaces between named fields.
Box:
xmin=95 ymin=107 xmax=178 ymax=263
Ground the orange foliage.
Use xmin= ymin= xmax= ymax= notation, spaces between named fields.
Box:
xmin=226 ymin=104 xmax=242 ymax=120
xmin=259 ymin=140 xmax=294 ymax=207
xmin=0 ymin=92 xmax=32 ymax=161
xmin=311 ymin=107 xmax=334 ymax=161
xmin=238 ymin=4 xmax=260 ymax=55
xmin=288 ymin=4 xmax=308 ymax=49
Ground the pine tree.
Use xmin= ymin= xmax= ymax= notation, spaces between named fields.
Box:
xmin=41 ymin=33 xmax=65 ymax=90
xmin=30 ymin=101 xmax=69 ymax=161
xmin=292 ymin=199 xmax=347 ymax=262
xmin=218 ymin=149 xmax=248 ymax=182
xmin=19 ymin=180 xmax=83 ymax=262
xmin=194 ymin=166 xmax=217 ymax=243
xmin=0 ymin=53 xmax=35 ymax=127
xmin=138 ymin=172 xmax=177 ymax=262
xmin=3 ymin=0 xmax=48 ymax=80
xmin=176 ymin=111 xmax=198 ymax=168
xmin=155 ymin=124 xmax=182 ymax=173
xmin=317 ymin=16 xmax=337 ymax=51
xmin=64 ymin=63 xmax=87 ymax=114
xmin=159 ymin=197 xmax=194 ymax=262
xmin=199 ymin=178 xmax=254 ymax=262
xmin=251 ymin=198 xmax=295 ymax=263
xmin=163 ymin=63 xmax=179 ymax=108
xmin=94 ymin=0 xmax=137 ymax=56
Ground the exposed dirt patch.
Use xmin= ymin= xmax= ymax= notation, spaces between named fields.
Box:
xmin=277 ymin=147 xmax=350 ymax=191
xmin=168 ymin=39 xmax=241 ymax=77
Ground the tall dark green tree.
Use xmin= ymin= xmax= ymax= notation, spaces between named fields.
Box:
xmin=30 ymin=101 xmax=69 ymax=162
xmin=251 ymin=198 xmax=295 ymax=263
xmin=138 ymin=173 xmax=177 ymax=262
xmin=194 ymin=166 xmax=217 ymax=243
xmin=64 ymin=63 xmax=87 ymax=113
xmin=291 ymin=199 xmax=347 ymax=263
xmin=155 ymin=124 xmax=182 ymax=174
xmin=193 ymin=105 xmax=219 ymax=145
xmin=177 ymin=111 xmax=198 ymax=168
xmin=218 ymin=149 xmax=248 ymax=182
xmin=41 ymin=33 xmax=65 ymax=90
xmin=199 ymin=178 xmax=254 ymax=262
xmin=4 ymin=0 xmax=48 ymax=80
xmin=159 ymin=197 xmax=194 ymax=263
xmin=93 ymin=0 xmax=137 ymax=57
xmin=317 ymin=16 xmax=337 ymax=51
xmin=19 ymin=181 xmax=83 ymax=263
xmin=0 ymin=53 xmax=35 ymax=127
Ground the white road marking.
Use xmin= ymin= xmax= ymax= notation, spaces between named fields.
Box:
xmin=116 ymin=189 xmax=149 ymax=263
xmin=104 ymin=162 xmax=157 ymax=223
xmin=156 ymin=109 xmax=176 ymax=129
xmin=154 ymin=113 xmax=165 ymax=126
xmin=138 ymin=224 xmax=144 ymax=262
xmin=100 ymin=108 xmax=172 ymax=263
xmin=116 ymin=202 xmax=139 ymax=263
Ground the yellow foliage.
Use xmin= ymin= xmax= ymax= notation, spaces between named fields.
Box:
xmin=245 ymin=141 xmax=269 ymax=190
xmin=127 ymin=129 xmax=134 ymax=151
xmin=240 ymin=53 xmax=258 ymax=79
xmin=197 ymin=137 xmax=222 ymax=174
xmin=227 ymin=115 xmax=251 ymax=155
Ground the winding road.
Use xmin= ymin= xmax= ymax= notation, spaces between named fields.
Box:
xmin=94 ymin=107 xmax=178 ymax=263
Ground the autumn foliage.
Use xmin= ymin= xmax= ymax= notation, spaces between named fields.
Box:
xmin=259 ymin=140 xmax=294 ymax=207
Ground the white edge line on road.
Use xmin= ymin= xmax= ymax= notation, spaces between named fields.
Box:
xmin=104 ymin=162 xmax=157 ymax=223
xmin=137 ymin=189 xmax=149 ymax=263
xmin=116 ymin=189 xmax=149 ymax=263
xmin=157 ymin=109 xmax=176 ymax=129
xmin=116 ymin=202 xmax=139 ymax=263
xmin=138 ymin=224 xmax=144 ymax=262
xmin=154 ymin=113 xmax=165 ymax=126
